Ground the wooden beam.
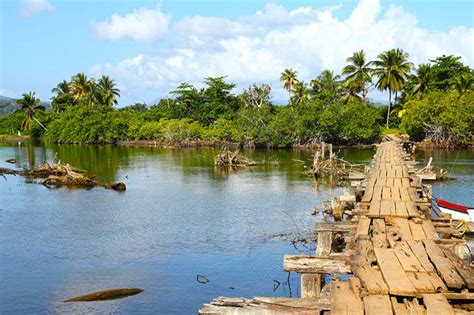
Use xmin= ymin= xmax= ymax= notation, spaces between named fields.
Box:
xmin=283 ymin=255 xmax=351 ymax=274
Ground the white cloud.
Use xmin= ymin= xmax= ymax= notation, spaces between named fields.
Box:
xmin=19 ymin=0 xmax=54 ymax=18
xmin=91 ymin=0 xmax=474 ymax=103
xmin=93 ymin=3 xmax=170 ymax=42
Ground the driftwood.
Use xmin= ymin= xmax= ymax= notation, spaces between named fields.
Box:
xmin=0 ymin=167 xmax=17 ymax=175
xmin=23 ymin=162 xmax=98 ymax=188
xmin=23 ymin=162 xmax=125 ymax=190
xmin=306 ymin=143 xmax=362 ymax=178
xmin=214 ymin=148 xmax=256 ymax=167
xmin=64 ymin=288 xmax=143 ymax=302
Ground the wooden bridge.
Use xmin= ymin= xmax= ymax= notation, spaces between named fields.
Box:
xmin=200 ymin=141 xmax=473 ymax=314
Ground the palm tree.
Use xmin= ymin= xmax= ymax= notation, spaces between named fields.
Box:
xmin=16 ymin=92 xmax=47 ymax=131
xmin=342 ymin=50 xmax=372 ymax=101
xmin=70 ymin=72 xmax=90 ymax=100
xmin=97 ymin=75 xmax=120 ymax=106
xmin=280 ymin=68 xmax=298 ymax=102
xmin=341 ymin=80 xmax=363 ymax=104
xmin=372 ymin=48 xmax=413 ymax=128
xmin=412 ymin=63 xmax=432 ymax=98
xmin=453 ymin=74 xmax=473 ymax=97
xmin=311 ymin=69 xmax=341 ymax=100
xmin=291 ymin=81 xmax=309 ymax=105
xmin=51 ymin=80 xmax=70 ymax=96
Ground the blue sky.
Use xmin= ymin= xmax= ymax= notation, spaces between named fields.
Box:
xmin=1 ymin=0 xmax=473 ymax=105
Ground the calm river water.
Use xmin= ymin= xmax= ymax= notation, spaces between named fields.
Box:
xmin=0 ymin=142 xmax=472 ymax=314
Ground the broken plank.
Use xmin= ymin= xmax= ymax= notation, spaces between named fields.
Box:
xmin=407 ymin=272 xmax=447 ymax=293
xmin=393 ymin=242 xmax=424 ymax=272
xmin=363 ymin=295 xmax=393 ymax=315
xmin=331 ymin=281 xmax=364 ymax=315
xmin=372 ymin=219 xmax=388 ymax=248
xmin=422 ymin=221 xmax=439 ymax=240
xmin=380 ymin=200 xmax=396 ymax=217
xmin=409 ymin=220 xmax=426 ymax=240
xmin=283 ymin=255 xmax=351 ymax=274
xmin=442 ymin=248 xmax=474 ymax=289
xmin=374 ymin=247 xmax=417 ymax=296
xmin=393 ymin=218 xmax=413 ymax=240
xmin=355 ymin=217 xmax=371 ymax=238
xmin=316 ymin=231 xmax=332 ymax=257
xmin=407 ymin=240 xmax=435 ymax=272
xmin=423 ymin=294 xmax=454 ymax=315
xmin=423 ymin=240 xmax=464 ymax=289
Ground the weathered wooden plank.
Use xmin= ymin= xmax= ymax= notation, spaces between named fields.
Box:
xmin=363 ymin=295 xmax=393 ymax=315
xmin=407 ymin=272 xmax=447 ymax=293
xmin=406 ymin=240 xmax=435 ymax=272
xmin=374 ymin=247 xmax=417 ymax=296
xmin=399 ymin=187 xmax=411 ymax=201
xmin=393 ymin=218 xmax=412 ymax=240
xmin=351 ymin=239 xmax=389 ymax=294
xmin=391 ymin=297 xmax=409 ymax=315
xmin=314 ymin=221 xmax=357 ymax=232
xmin=373 ymin=186 xmax=383 ymax=202
xmin=393 ymin=242 xmax=424 ymax=272
xmin=301 ymin=273 xmax=322 ymax=299
xmin=406 ymin=201 xmax=420 ymax=218
xmin=392 ymin=187 xmax=402 ymax=201
xmin=394 ymin=201 xmax=409 ymax=218
xmin=423 ymin=240 xmax=465 ymax=289
xmin=382 ymin=187 xmax=391 ymax=200
xmin=423 ymin=294 xmax=454 ymax=315
xmin=393 ymin=177 xmax=402 ymax=188
xmin=316 ymin=231 xmax=332 ymax=257
xmin=442 ymin=248 xmax=474 ymax=289
xmin=372 ymin=219 xmax=388 ymax=248
xmin=401 ymin=177 xmax=410 ymax=187
xmin=283 ymin=255 xmax=351 ymax=273
xmin=368 ymin=200 xmax=381 ymax=217
xmin=409 ymin=220 xmax=426 ymax=240
xmin=355 ymin=217 xmax=371 ymax=238
xmin=380 ymin=200 xmax=395 ymax=217
xmin=331 ymin=281 xmax=364 ymax=315
xmin=422 ymin=221 xmax=438 ymax=240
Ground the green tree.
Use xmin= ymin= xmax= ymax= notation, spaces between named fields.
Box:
xmin=453 ymin=74 xmax=473 ymax=97
xmin=372 ymin=48 xmax=413 ymax=128
xmin=310 ymin=69 xmax=341 ymax=101
xmin=342 ymin=50 xmax=372 ymax=101
xmin=51 ymin=80 xmax=75 ymax=113
xmin=97 ymin=75 xmax=120 ymax=106
xmin=70 ymin=73 xmax=90 ymax=101
xmin=411 ymin=63 xmax=432 ymax=99
xmin=16 ymin=92 xmax=47 ymax=131
xmin=429 ymin=55 xmax=472 ymax=91
xmin=291 ymin=81 xmax=310 ymax=105
xmin=280 ymin=68 xmax=298 ymax=102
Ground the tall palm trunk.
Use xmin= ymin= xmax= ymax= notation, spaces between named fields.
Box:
xmin=33 ymin=116 xmax=48 ymax=131
xmin=386 ymin=90 xmax=392 ymax=129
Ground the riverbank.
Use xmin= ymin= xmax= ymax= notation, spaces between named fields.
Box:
xmin=0 ymin=135 xmax=29 ymax=142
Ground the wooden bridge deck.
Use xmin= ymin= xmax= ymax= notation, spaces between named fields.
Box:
xmin=200 ymin=141 xmax=473 ymax=314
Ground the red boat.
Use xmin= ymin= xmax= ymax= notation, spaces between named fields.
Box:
xmin=436 ymin=198 xmax=474 ymax=222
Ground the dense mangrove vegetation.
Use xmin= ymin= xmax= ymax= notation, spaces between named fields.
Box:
xmin=1 ymin=50 xmax=472 ymax=147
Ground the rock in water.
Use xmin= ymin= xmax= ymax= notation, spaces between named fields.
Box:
xmin=5 ymin=158 xmax=16 ymax=164
xmin=64 ymin=288 xmax=143 ymax=302
xmin=104 ymin=182 xmax=127 ymax=191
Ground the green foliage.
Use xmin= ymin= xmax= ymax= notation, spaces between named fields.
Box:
xmin=400 ymin=91 xmax=474 ymax=145
xmin=429 ymin=55 xmax=473 ymax=91
xmin=0 ymin=111 xmax=25 ymax=135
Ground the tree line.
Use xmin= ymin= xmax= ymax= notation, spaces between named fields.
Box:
xmin=1 ymin=49 xmax=472 ymax=147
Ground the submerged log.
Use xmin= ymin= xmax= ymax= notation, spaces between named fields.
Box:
xmin=213 ymin=148 xmax=256 ymax=167
xmin=64 ymin=288 xmax=143 ymax=302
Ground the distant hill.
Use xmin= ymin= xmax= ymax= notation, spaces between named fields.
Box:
xmin=0 ymin=95 xmax=51 ymax=116
xmin=0 ymin=96 xmax=18 ymax=116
